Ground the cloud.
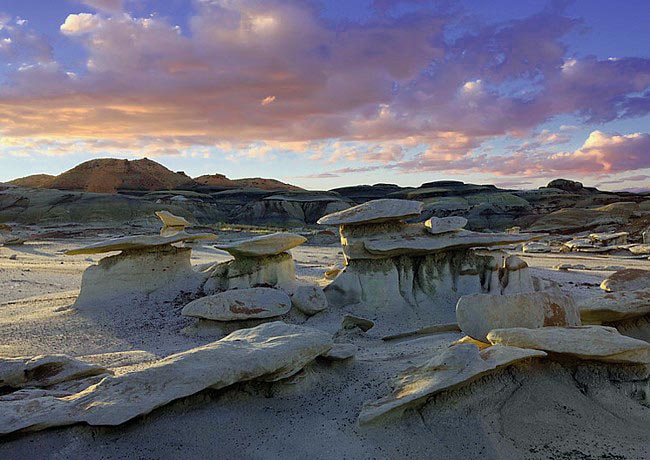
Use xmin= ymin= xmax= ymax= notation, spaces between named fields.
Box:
xmin=0 ymin=1 xmax=648 ymax=182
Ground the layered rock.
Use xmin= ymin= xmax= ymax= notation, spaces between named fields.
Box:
xmin=487 ymin=326 xmax=650 ymax=364
xmin=319 ymin=199 xmax=540 ymax=333
xmin=67 ymin=231 xmax=216 ymax=308
xmin=0 ymin=322 xmax=332 ymax=434
xmin=456 ymin=291 xmax=580 ymax=342
xmin=579 ymin=289 xmax=650 ymax=324
xmin=216 ymin=232 xmax=307 ymax=257
xmin=359 ymin=344 xmax=546 ymax=424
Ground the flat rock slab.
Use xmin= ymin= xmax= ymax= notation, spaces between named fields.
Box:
xmin=66 ymin=232 xmax=217 ymax=255
xmin=601 ymin=269 xmax=650 ymax=292
xmin=155 ymin=210 xmax=190 ymax=227
xmin=457 ymin=291 xmax=581 ymax=342
xmin=629 ymin=244 xmax=650 ymax=255
xmin=424 ymin=216 xmax=467 ymax=234
xmin=0 ymin=355 xmax=110 ymax=389
xmin=0 ymin=322 xmax=332 ymax=434
xmin=182 ymin=287 xmax=292 ymax=321
xmin=522 ymin=242 xmax=551 ymax=253
xmin=579 ymin=289 xmax=650 ymax=324
xmin=358 ymin=344 xmax=545 ymax=424
xmin=317 ymin=199 xmax=422 ymax=226
xmin=487 ymin=326 xmax=650 ymax=364
xmin=364 ymin=229 xmax=541 ymax=258
xmin=216 ymin=232 xmax=307 ymax=257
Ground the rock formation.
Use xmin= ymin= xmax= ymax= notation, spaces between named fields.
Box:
xmin=155 ymin=210 xmax=191 ymax=236
xmin=67 ymin=231 xmax=216 ymax=308
xmin=318 ymin=199 xmax=542 ymax=334
xmin=182 ymin=287 xmax=292 ymax=321
xmin=1 ymin=355 xmax=110 ymax=389
xmin=601 ymin=269 xmax=650 ymax=292
xmin=0 ymin=322 xmax=332 ymax=434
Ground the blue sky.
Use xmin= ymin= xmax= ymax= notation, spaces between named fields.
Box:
xmin=0 ymin=0 xmax=648 ymax=190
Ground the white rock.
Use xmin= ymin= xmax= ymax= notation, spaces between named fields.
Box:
xmin=424 ymin=216 xmax=467 ymax=235
xmin=600 ymin=269 xmax=650 ymax=292
xmin=456 ymin=291 xmax=580 ymax=342
xmin=182 ymin=287 xmax=291 ymax=321
xmin=0 ymin=322 xmax=332 ymax=434
xmin=217 ymin=232 xmax=307 ymax=257
xmin=487 ymin=325 xmax=650 ymax=364
xmin=317 ymin=199 xmax=422 ymax=226
xmin=205 ymin=252 xmax=296 ymax=292
xmin=0 ymin=355 xmax=110 ymax=389
xmin=66 ymin=231 xmax=217 ymax=255
xmin=578 ymin=289 xmax=650 ymax=324
xmin=358 ymin=344 xmax=546 ymax=424
xmin=73 ymin=246 xmax=203 ymax=309
xmin=278 ymin=281 xmax=328 ymax=315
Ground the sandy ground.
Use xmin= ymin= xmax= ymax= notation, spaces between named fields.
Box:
xmin=1 ymin=233 xmax=649 ymax=459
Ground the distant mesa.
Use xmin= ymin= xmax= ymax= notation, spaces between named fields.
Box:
xmin=545 ymin=178 xmax=584 ymax=192
xmin=9 ymin=158 xmax=302 ymax=194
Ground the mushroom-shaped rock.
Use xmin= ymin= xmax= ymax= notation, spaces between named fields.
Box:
xmin=578 ymin=289 xmax=650 ymax=324
xmin=487 ymin=325 xmax=650 ymax=364
xmin=317 ymin=199 xmax=422 ymax=226
xmin=0 ymin=355 xmax=110 ymax=389
xmin=456 ymin=292 xmax=580 ymax=342
xmin=155 ymin=210 xmax=191 ymax=228
xmin=182 ymin=287 xmax=292 ymax=321
xmin=216 ymin=232 xmax=307 ymax=258
xmin=278 ymin=281 xmax=328 ymax=315
xmin=65 ymin=232 xmax=217 ymax=255
xmin=358 ymin=344 xmax=546 ymax=424
xmin=600 ymin=269 xmax=650 ymax=292
xmin=0 ymin=322 xmax=333 ymax=434
xmin=424 ymin=216 xmax=467 ymax=235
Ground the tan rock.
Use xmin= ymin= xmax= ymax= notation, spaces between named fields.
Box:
xmin=317 ymin=199 xmax=422 ymax=226
xmin=358 ymin=344 xmax=545 ymax=424
xmin=629 ymin=244 xmax=650 ymax=255
xmin=0 ymin=322 xmax=332 ymax=434
xmin=155 ymin=210 xmax=191 ymax=228
xmin=182 ymin=287 xmax=291 ymax=321
xmin=578 ymin=289 xmax=650 ymax=324
xmin=216 ymin=232 xmax=307 ymax=257
xmin=456 ymin=291 xmax=580 ymax=342
xmin=1 ymin=355 xmax=110 ymax=389
xmin=424 ymin=216 xmax=467 ymax=235
xmin=522 ymin=242 xmax=550 ymax=253
xmin=278 ymin=281 xmax=328 ymax=315
xmin=600 ymin=269 xmax=650 ymax=292
xmin=487 ymin=325 xmax=650 ymax=364
xmin=66 ymin=231 xmax=217 ymax=255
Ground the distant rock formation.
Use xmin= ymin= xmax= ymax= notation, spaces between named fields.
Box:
xmin=195 ymin=173 xmax=303 ymax=191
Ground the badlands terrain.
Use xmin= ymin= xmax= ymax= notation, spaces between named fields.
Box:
xmin=1 ymin=159 xmax=650 ymax=459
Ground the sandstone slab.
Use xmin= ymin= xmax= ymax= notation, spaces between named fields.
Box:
xmin=0 ymin=355 xmax=110 ymax=389
xmin=578 ymin=289 xmax=650 ymax=324
xmin=216 ymin=232 xmax=307 ymax=257
xmin=358 ymin=344 xmax=545 ymax=424
xmin=66 ymin=231 xmax=217 ymax=255
xmin=424 ymin=216 xmax=467 ymax=235
xmin=155 ymin=210 xmax=191 ymax=228
xmin=629 ymin=244 xmax=650 ymax=255
xmin=0 ymin=322 xmax=332 ymax=434
xmin=317 ymin=199 xmax=422 ymax=226
xmin=601 ymin=269 xmax=650 ymax=292
xmin=487 ymin=325 xmax=650 ymax=364
xmin=182 ymin=287 xmax=291 ymax=321
xmin=522 ymin=242 xmax=551 ymax=253
xmin=456 ymin=291 xmax=580 ymax=342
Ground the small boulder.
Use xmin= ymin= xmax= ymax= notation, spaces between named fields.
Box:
xmin=279 ymin=281 xmax=328 ymax=315
xmin=341 ymin=315 xmax=374 ymax=332
xmin=600 ymin=269 xmax=650 ymax=292
xmin=424 ymin=216 xmax=467 ymax=235
xmin=182 ymin=287 xmax=291 ymax=321
xmin=321 ymin=343 xmax=357 ymax=361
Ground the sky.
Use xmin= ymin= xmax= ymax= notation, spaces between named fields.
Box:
xmin=0 ymin=0 xmax=649 ymax=191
